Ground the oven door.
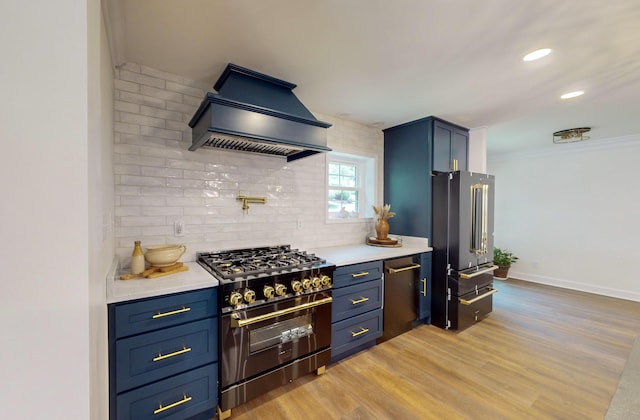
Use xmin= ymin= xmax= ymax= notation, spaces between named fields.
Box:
xmin=219 ymin=291 xmax=332 ymax=389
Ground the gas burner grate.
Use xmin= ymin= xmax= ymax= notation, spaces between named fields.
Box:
xmin=198 ymin=245 xmax=326 ymax=280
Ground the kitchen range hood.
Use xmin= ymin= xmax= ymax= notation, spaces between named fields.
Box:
xmin=188 ymin=64 xmax=332 ymax=162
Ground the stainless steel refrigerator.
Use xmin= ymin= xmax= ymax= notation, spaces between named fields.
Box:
xmin=432 ymin=171 xmax=498 ymax=330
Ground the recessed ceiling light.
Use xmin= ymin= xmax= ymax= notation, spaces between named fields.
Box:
xmin=560 ymin=91 xmax=585 ymax=99
xmin=523 ymin=48 xmax=552 ymax=61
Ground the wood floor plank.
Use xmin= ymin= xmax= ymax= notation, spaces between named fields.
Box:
xmin=221 ymin=279 xmax=640 ymax=419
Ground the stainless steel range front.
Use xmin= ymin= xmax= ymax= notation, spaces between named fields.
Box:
xmin=196 ymin=245 xmax=335 ymax=419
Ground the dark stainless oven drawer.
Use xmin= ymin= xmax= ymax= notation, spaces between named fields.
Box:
xmin=113 ymin=288 xmax=217 ymax=339
xmin=333 ymin=260 xmax=383 ymax=288
xmin=116 ymin=318 xmax=217 ymax=393
xmin=449 ymin=266 xmax=495 ymax=296
xmin=331 ymin=308 xmax=383 ymax=359
xmin=452 ymin=285 xmax=496 ymax=331
xmin=116 ymin=364 xmax=217 ymax=420
xmin=332 ymin=278 xmax=383 ymax=323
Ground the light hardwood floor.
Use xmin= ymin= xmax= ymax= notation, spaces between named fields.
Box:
xmin=226 ymin=279 xmax=640 ymax=419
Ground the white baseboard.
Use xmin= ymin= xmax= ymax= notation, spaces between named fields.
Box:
xmin=508 ymin=270 xmax=640 ymax=303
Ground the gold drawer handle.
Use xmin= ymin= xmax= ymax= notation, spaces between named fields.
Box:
xmin=152 ymin=346 xmax=192 ymax=362
xmin=152 ymin=306 xmax=191 ymax=319
xmin=459 ymin=265 xmax=498 ymax=279
xmin=351 ymin=327 xmax=369 ymax=337
xmin=351 ymin=271 xmax=369 ymax=278
xmin=459 ymin=287 xmax=498 ymax=305
xmin=422 ymin=278 xmax=427 ymax=297
xmin=387 ymin=263 xmax=421 ymax=274
xmin=351 ymin=296 xmax=370 ymax=305
xmin=154 ymin=394 xmax=192 ymax=414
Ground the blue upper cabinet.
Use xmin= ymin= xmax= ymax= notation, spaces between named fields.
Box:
xmin=432 ymin=118 xmax=469 ymax=173
xmin=383 ymin=116 xmax=469 ymax=240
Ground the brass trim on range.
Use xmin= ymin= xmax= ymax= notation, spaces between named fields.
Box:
xmin=152 ymin=346 xmax=192 ymax=362
xmin=387 ymin=263 xmax=421 ymax=274
xmin=230 ymin=297 xmax=333 ymax=328
xmin=351 ymin=271 xmax=369 ymax=278
xmin=459 ymin=288 xmax=498 ymax=305
xmin=459 ymin=265 xmax=498 ymax=279
xmin=351 ymin=327 xmax=369 ymax=337
xmin=152 ymin=306 xmax=191 ymax=319
xmin=351 ymin=296 xmax=369 ymax=305
xmin=154 ymin=394 xmax=192 ymax=414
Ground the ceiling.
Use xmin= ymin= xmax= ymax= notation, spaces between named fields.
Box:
xmin=104 ymin=0 xmax=640 ymax=155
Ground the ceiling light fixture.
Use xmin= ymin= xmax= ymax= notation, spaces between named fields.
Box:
xmin=560 ymin=90 xmax=585 ymax=99
xmin=523 ymin=48 xmax=551 ymax=61
xmin=553 ymin=127 xmax=591 ymax=144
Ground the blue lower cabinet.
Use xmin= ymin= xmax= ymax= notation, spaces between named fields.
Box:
xmin=117 ymin=364 xmax=217 ymax=420
xmin=332 ymin=309 xmax=383 ymax=359
xmin=116 ymin=318 xmax=217 ymax=393
xmin=109 ymin=288 xmax=218 ymax=420
xmin=330 ymin=261 xmax=384 ymax=363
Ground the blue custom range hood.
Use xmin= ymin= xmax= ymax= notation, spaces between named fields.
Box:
xmin=188 ymin=64 xmax=332 ymax=162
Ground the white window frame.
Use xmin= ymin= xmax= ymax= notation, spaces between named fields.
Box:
xmin=326 ymin=151 xmax=376 ymax=223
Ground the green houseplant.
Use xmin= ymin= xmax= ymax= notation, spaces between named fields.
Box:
xmin=493 ymin=247 xmax=519 ymax=279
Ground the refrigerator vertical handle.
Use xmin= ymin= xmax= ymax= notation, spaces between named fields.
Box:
xmin=470 ymin=183 xmax=489 ymax=255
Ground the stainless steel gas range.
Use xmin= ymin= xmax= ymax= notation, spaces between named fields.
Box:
xmin=196 ymin=245 xmax=336 ymax=419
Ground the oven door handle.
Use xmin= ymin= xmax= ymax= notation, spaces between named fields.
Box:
xmin=459 ymin=265 xmax=498 ymax=279
xmin=230 ymin=296 xmax=333 ymax=328
xmin=459 ymin=287 xmax=498 ymax=305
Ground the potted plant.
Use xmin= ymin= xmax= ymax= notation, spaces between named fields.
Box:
xmin=493 ymin=247 xmax=519 ymax=279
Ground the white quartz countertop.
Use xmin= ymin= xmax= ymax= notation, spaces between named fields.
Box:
xmin=308 ymin=236 xmax=432 ymax=266
xmin=106 ymin=261 xmax=218 ymax=304
xmin=106 ymin=236 xmax=431 ymax=303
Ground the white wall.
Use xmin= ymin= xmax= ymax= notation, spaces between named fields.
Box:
xmin=88 ymin=6 xmax=115 ymax=420
xmin=469 ymin=126 xmax=488 ymax=173
xmin=488 ymin=135 xmax=640 ymax=301
xmin=0 ymin=0 xmax=92 ymax=418
xmin=112 ymin=64 xmax=384 ymax=266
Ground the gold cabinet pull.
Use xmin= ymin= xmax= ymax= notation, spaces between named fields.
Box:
xmin=154 ymin=394 xmax=192 ymax=414
xmin=351 ymin=296 xmax=369 ymax=305
xmin=152 ymin=306 xmax=191 ymax=319
xmin=152 ymin=346 xmax=192 ymax=362
xmin=459 ymin=265 xmax=498 ymax=279
xmin=351 ymin=271 xmax=369 ymax=278
xmin=459 ymin=287 xmax=498 ymax=305
xmin=421 ymin=278 xmax=427 ymax=297
xmin=231 ymin=297 xmax=332 ymax=328
xmin=387 ymin=263 xmax=421 ymax=274
xmin=351 ymin=327 xmax=369 ymax=337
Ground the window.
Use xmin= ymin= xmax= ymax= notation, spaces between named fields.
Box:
xmin=326 ymin=152 xmax=376 ymax=220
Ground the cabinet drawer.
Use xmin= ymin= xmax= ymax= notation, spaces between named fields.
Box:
xmin=333 ymin=260 xmax=383 ymax=288
xmin=117 ymin=364 xmax=217 ymax=420
xmin=332 ymin=279 xmax=382 ymax=323
xmin=113 ymin=288 xmax=217 ymax=338
xmin=116 ymin=318 xmax=217 ymax=393
xmin=331 ymin=309 xmax=383 ymax=358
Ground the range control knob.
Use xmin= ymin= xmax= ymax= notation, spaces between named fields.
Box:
xmin=275 ymin=283 xmax=287 ymax=296
xmin=320 ymin=275 xmax=331 ymax=287
xmin=229 ymin=291 xmax=243 ymax=306
xmin=291 ymin=280 xmax=303 ymax=293
xmin=311 ymin=276 xmax=321 ymax=288
xmin=263 ymin=285 xmax=275 ymax=299
xmin=302 ymin=278 xmax=312 ymax=290
xmin=243 ymin=289 xmax=256 ymax=304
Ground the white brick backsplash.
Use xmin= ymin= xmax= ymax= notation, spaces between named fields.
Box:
xmin=114 ymin=63 xmax=383 ymax=260
xmin=119 ymin=70 xmax=165 ymax=89
xmin=141 ymin=85 xmax=183 ymax=102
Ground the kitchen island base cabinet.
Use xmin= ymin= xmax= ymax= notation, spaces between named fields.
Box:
xmin=108 ymin=288 xmax=218 ymax=420
xmin=330 ymin=261 xmax=383 ymax=363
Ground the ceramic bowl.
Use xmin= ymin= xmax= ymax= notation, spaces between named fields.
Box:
xmin=144 ymin=244 xmax=187 ymax=267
